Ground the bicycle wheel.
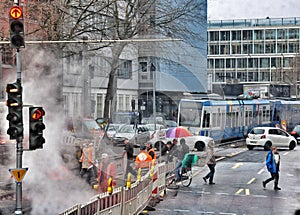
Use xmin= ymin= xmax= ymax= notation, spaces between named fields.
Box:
xmin=181 ymin=169 xmax=192 ymax=187
xmin=165 ymin=171 xmax=179 ymax=189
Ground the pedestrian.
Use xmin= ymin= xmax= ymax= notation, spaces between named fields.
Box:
xmin=98 ymin=153 xmax=116 ymax=193
xmin=79 ymin=142 xmax=95 ymax=184
xmin=203 ymin=140 xmax=216 ymax=185
xmin=161 ymin=141 xmax=171 ymax=156
xmin=135 ymin=145 xmax=152 ymax=169
xmin=146 ymin=142 xmax=156 ymax=160
xmin=124 ymin=138 xmax=137 ymax=178
xmin=175 ymin=138 xmax=190 ymax=181
xmin=263 ymin=146 xmax=281 ymax=190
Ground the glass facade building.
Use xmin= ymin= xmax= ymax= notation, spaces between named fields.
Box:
xmin=207 ymin=17 xmax=300 ymax=97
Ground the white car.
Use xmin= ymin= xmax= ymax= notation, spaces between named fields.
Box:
xmin=246 ymin=127 xmax=297 ymax=150
xmin=149 ymin=130 xmax=214 ymax=152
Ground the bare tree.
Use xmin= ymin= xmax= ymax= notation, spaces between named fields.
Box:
xmin=16 ymin=0 xmax=206 ymax=119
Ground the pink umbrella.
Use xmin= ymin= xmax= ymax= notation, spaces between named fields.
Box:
xmin=166 ymin=127 xmax=192 ymax=138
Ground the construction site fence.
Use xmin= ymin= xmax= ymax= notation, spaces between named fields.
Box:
xmin=59 ymin=162 xmax=175 ymax=215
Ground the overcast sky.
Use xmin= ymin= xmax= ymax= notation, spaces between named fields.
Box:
xmin=208 ymin=0 xmax=300 ymax=20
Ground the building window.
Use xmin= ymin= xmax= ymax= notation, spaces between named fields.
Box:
xmin=288 ymin=28 xmax=298 ymax=39
xmin=209 ymin=31 xmax=219 ymax=41
xmin=288 ymin=42 xmax=299 ymax=53
xmin=220 ymin=44 xmax=230 ymax=54
xmin=97 ymin=94 xmax=103 ymax=118
xmin=139 ymin=62 xmax=147 ymax=72
xmin=277 ymin=42 xmax=287 ymax=53
xmin=231 ymin=43 xmax=241 ymax=54
xmin=1 ymin=45 xmax=13 ymax=66
xmin=117 ymin=60 xmax=132 ymax=79
xmin=277 ymin=29 xmax=287 ymax=39
xmin=265 ymin=42 xmax=275 ymax=53
xmin=242 ymin=30 xmax=253 ymax=40
xmin=254 ymin=42 xmax=264 ymax=54
xmin=209 ymin=44 xmax=219 ymax=55
xmin=232 ymin=31 xmax=241 ymax=40
xmin=215 ymin=59 xmax=224 ymax=69
xmin=254 ymin=30 xmax=264 ymax=40
xmin=242 ymin=43 xmax=252 ymax=54
xmin=208 ymin=59 xmax=214 ymax=69
xmin=118 ymin=94 xmax=124 ymax=111
xmin=225 ymin=59 xmax=236 ymax=68
xmin=237 ymin=58 xmax=247 ymax=68
xmin=220 ymin=31 xmax=230 ymax=41
xmin=265 ymin=29 xmax=276 ymax=40
xmin=260 ymin=58 xmax=270 ymax=68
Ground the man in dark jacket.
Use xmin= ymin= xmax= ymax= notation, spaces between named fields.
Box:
xmin=124 ymin=139 xmax=137 ymax=178
xmin=263 ymin=146 xmax=281 ymax=190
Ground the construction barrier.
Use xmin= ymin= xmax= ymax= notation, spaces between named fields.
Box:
xmin=60 ymin=162 xmax=176 ymax=215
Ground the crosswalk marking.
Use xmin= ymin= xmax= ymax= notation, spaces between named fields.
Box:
xmin=235 ymin=188 xmax=250 ymax=195
xmin=247 ymin=178 xmax=256 ymax=184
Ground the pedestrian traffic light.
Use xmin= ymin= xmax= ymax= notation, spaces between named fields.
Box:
xmin=9 ymin=5 xmax=25 ymax=48
xmin=6 ymin=82 xmax=23 ymax=139
xmin=29 ymin=107 xmax=45 ymax=150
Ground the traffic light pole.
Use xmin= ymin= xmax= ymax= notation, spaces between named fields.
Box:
xmin=15 ymin=49 xmax=23 ymax=215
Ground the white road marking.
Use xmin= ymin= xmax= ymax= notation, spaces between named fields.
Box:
xmin=216 ymin=192 xmax=230 ymax=195
xmin=174 ymin=209 xmax=190 ymax=212
xmin=247 ymin=178 xmax=256 ymax=184
xmin=283 ymin=152 xmax=289 ymax=156
xmin=257 ymin=168 xmax=265 ymax=174
xmin=197 ymin=211 xmax=215 ymax=214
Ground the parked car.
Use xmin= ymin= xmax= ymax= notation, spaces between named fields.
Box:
xmin=164 ymin=120 xmax=177 ymax=128
xmin=112 ymin=124 xmax=150 ymax=147
xmin=246 ymin=127 xmax=297 ymax=150
xmin=290 ymin=125 xmax=300 ymax=144
xmin=105 ymin=123 xmax=124 ymax=138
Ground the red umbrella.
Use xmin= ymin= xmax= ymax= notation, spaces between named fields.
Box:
xmin=166 ymin=127 xmax=192 ymax=138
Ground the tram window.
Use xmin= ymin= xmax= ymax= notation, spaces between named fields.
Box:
xmin=202 ymin=111 xmax=210 ymax=128
xmin=212 ymin=113 xmax=217 ymax=127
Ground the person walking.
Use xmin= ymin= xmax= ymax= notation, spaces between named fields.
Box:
xmin=263 ymin=146 xmax=281 ymax=190
xmin=98 ymin=153 xmax=117 ymax=193
xmin=203 ymin=140 xmax=216 ymax=185
xmin=146 ymin=142 xmax=156 ymax=160
xmin=79 ymin=142 xmax=95 ymax=184
xmin=124 ymin=138 xmax=137 ymax=178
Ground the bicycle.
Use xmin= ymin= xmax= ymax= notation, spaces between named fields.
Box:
xmin=165 ymin=154 xmax=198 ymax=189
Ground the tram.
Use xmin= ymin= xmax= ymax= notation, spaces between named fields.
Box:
xmin=177 ymin=98 xmax=300 ymax=142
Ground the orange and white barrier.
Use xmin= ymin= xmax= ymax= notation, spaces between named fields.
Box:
xmin=60 ymin=162 xmax=176 ymax=215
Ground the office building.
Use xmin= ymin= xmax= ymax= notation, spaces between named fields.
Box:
xmin=207 ymin=17 xmax=300 ymax=98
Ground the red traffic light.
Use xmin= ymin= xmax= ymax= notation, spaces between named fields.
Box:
xmin=31 ymin=108 xmax=45 ymax=120
xmin=9 ymin=6 xmax=23 ymax=20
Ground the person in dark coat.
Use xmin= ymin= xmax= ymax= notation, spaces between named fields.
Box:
xmin=263 ymin=146 xmax=281 ymax=190
xmin=124 ymin=138 xmax=137 ymax=178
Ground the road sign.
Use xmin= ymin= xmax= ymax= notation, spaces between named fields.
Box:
xmin=9 ymin=6 xmax=23 ymax=19
xmin=9 ymin=168 xmax=28 ymax=182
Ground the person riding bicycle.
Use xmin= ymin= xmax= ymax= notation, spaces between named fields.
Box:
xmin=181 ymin=153 xmax=198 ymax=174
xmin=175 ymin=138 xmax=190 ymax=181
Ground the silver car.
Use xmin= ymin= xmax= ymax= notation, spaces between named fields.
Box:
xmin=113 ymin=124 xmax=150 ymax=147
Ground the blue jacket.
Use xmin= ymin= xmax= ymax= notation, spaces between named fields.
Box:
xmin=265 ymin=150 xmax=278 ymax=173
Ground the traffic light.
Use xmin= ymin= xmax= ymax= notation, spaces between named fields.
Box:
xmin=29 ymin=107 xmax=45 ymax=150
xmin=9 ymin=5 xmax=25 ymax=48
xmin=6 ymin=82 xmax=23 ymax=139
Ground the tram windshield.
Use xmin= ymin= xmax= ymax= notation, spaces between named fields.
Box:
xmin=178 ymin=100 xmax=203 ymax=127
